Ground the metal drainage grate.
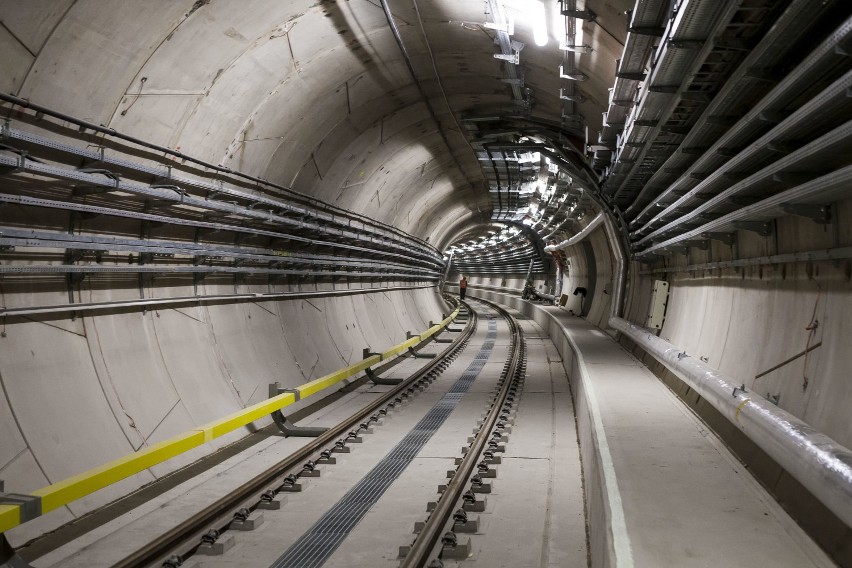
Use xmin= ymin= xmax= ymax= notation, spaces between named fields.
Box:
xmin=270 ymin=315 xmax=499 ymax=568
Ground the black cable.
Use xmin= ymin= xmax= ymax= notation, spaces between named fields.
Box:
xmin=378 ymin=0 xmax=477 ymax=191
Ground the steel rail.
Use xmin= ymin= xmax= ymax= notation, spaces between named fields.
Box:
xmin=401 ymin=296 xmax=524 ymax=567
xmin=108 ymin=302 xmax=477 ymax=568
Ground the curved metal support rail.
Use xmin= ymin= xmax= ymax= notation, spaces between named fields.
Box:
xmin=0 ymin=306 xmax=464 ymax=536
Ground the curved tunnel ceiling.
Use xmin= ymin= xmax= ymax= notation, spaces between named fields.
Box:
xmin=1 ymin=0 xmax=849 ymax=266
xmin=0 ymin=0 xmax=631 ymax=254
xmin=1 ymin=0 xmax=852 ymax=559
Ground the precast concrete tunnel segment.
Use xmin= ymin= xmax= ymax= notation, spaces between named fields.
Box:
xmin=0 ymin=1 xmax=850 ymax=567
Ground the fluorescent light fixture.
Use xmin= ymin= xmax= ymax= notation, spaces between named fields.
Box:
xmin=551 ymin=0 xmax=564 ymax=43
xmin=532 ymin=0 xmax=548 ymax=46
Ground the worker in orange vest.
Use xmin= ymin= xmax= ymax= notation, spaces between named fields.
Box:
xmin=459 ymin=276 xmax=468 ymax=300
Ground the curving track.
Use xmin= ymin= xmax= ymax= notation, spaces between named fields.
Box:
xmin=32 ymin=298 xmax=587 ymax=568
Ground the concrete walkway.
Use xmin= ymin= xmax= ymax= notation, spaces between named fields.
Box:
xmin=475 ymin=291 xmax=834 ymax=568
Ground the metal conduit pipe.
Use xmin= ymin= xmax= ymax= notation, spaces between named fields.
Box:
xmin=0 ymin=93 xmax=430 ymax=248
xmin=543 ymin=212 xmax=604 ymax=252
xmin=378 ymin=0 xmax=475 ymax=191
xmin=602 ymin=211 xmax=627 ymax=319
xmin=610 ymin=316 xmax=852 ymax=530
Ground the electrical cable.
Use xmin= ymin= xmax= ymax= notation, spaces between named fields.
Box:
xmin=378 ymin=0 xmax=478 ymax=192
xmin=802 ymin=284 xmax=821 ymax=390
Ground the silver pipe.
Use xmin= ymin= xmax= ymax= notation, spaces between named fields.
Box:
xmin=610 ymin=316 xmax=852 ymax=529
xmin=0 ymin=284 xmax=434 ymax=318
xmin=543 ymin=212 xmax=604 ymax=252
xmin=602 ymin=212 xmax=627 ymax=319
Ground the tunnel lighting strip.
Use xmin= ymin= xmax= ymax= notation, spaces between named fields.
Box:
xmin=0 ymin=307 xmax=462 ymax=535
xmin=0 ymin=284 xmax=436 ymax=318
xmin=0 ymin=96 xmax=436 ymax=255
xmin=0 ymin=193 xmax=442 ymax=269
xmin=611 ymin=317 xmax=852 ymax=530
xmin=0 ymin=153 xmax=441 ymax=266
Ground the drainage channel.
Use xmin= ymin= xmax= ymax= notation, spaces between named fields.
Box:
xmin=268 ymin=314 xmax=499 ymax=568
xmin=398 ymin=297 xmax=526 ymax=568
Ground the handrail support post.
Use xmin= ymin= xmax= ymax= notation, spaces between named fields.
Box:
xmin=268 ymin=382 xmax=327 ymax=437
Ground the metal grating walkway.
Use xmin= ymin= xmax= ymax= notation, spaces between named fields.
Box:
xmin=270 ymin=314 xmax=499 ymax=568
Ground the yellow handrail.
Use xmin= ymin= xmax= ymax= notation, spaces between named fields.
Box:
xmin=0 ymin=307 xmax=460 ymax=533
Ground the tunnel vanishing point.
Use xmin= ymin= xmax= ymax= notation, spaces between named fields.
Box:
xmin=0 ymin=1 xmax=851 ymax=567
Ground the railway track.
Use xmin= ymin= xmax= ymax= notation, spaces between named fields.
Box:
xmin=398 ymin=297 xmax=526 ymax=568
xmin=102 ymin=297 xmax=527 ymax=568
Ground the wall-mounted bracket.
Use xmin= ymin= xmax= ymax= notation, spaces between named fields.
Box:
xmin=559 ymin=66 xmax=588 ymax=81
xmin=733 ymin=220 xmax=773 ymax=236
xmin=408 ymin=347 xmax=436 ymax=359
xmin=0 ymin=490 xmax=41 ymax=524
xmin=780 ymin=203 xmax=831 ymax=224
xmin=364 ymin=367 xmax=402 ymax=386
xmin=702 ymin=232 xmax=736 ymax=246
xmin=558 ymin=88 xmax=586 ymax=103
xmin=1 ymin=533 xmax=33 ymax=568
xmin=616 ymin=71 xmax=646 ymax=81
xmin=559 ymin=43 xmax=592 ymax=53
xmin=363 ymin=347 xmax=380 ymax=359
xmin=0 ymin=153 xmax=25 ymax=175
xmin=562 ymin=8 xmax=596 ymax=21
xmin=269 ymin=382 xmax=328 ymax=437
xmin=628 ymin=26 xmax=664 ymax=37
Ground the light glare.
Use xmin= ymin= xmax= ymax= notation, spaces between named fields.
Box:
xmin=532 ymin=0 xmax=548 ymax=46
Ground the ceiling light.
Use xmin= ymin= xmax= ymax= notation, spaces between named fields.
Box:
xmin=532 ymin=0 xmax=548 ymax=47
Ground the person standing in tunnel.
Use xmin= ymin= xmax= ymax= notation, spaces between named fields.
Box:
xmin=459 ymin=275 xmax=467 ymax=300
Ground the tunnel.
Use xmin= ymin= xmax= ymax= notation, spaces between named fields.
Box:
xmin=0 ymin=0 xmax=850 ymax=566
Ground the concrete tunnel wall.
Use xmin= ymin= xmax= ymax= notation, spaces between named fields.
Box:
xmin=0 ymin=2 xmax=488 ymax=545
xmin=0 ymin=282 xmax=450 ymax=545
xmin=621 ymin=205 xmax=852 ymax=453
xmin=1 ymin=0 xmax=851 ymax=555
xmin=463 ymin=225 xmax=615 ymax=329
